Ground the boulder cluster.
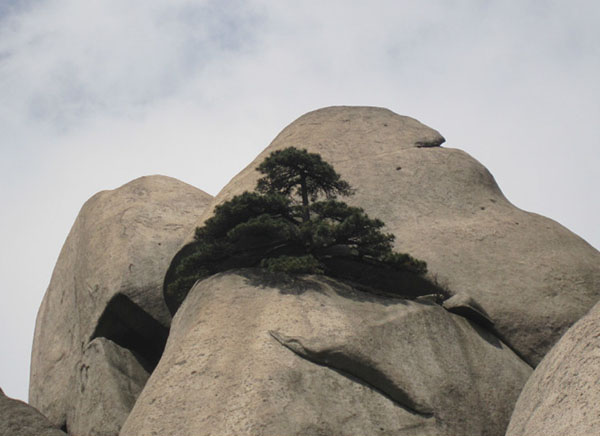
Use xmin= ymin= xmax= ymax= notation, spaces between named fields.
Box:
xmin=3 ymin=107 xmax=599 ymax=436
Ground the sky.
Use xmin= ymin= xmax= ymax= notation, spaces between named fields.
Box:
xmin=1 ymin=0 xmax=598 ymax=402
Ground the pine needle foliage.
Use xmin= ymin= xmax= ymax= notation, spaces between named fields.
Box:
xmin=165 ymin=147 xmax=428 ymax=312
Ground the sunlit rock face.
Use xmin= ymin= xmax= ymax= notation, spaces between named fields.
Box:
xmin=121 ymin=270 xmax=531 ymax=436
xmin=506 ymin=300 xmax=600 ymax=436
xmin=169 ymin=106 xmax=600 ymax=366
xmin=28 ymin=106 xmax=600 ymax=436
xmin=29 ymin=175 xmax=212 ymax=431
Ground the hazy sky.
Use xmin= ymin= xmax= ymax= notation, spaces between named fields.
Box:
xmin=1 ymin=0 xmax=598 ymax=402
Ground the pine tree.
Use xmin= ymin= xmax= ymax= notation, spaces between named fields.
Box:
xmin=256 ymin=147 xmax=353 ymax=222
xmin=165 ymin=147 xmax=428 ymax=313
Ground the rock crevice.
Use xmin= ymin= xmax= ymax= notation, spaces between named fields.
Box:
xmin=91 ymin=293 xmax=169 ymax=373
xmin=29 ymin=175 xmax=213 ymax=430
xmin=269 ymin=330 xmax=434 ymax=417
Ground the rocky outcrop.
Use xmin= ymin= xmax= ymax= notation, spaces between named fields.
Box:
xmin=121 ymin=270 xmax=531 ymax=436
xmin=0 ymin=388 xmax=66 ymax=436
xmin=29 ymin=175 xmax=212 ymax=430
xmin=506 ymin=300 xmax=600 ymax=436
xmin=26 ymin=107 xmax=598 ymax=435
xmin=169 ymin=106 xmax=600 ymax=365
xmin=69 ymin=338 xmax=150 ymax=436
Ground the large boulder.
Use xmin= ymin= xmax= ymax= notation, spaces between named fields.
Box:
xmin=121 ymin=270 xmax=531 ymax=436
xmin=0 ymin=388 xmax=66 ymax=436
xmin=506 ymin=300 xmax=600 ymax=436
xmin=169 ymin=106 xmax=600 ymax=365
xmin=29 ymin=175 xmax=212 ymax=429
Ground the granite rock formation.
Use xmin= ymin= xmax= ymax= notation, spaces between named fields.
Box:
xmin=0 ymin=388 xmax=66 ymax=436
xmin=69 ymin=338 xmax=150 ymax=436
xmin=24 ymin=106 xmax=600 ymax=436
xmin=121 ymin=270 xmax=531 ymax=436
xmin=29 ymin=175 xmax=212 ymax=431
xmin=168 ymin=106 xmax=600 ymax=365
xmin=506 ymin=300 xmax=600 ymax=436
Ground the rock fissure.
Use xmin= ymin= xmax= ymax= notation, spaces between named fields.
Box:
xmin=29 ymin=175 xmax=213 ymax=429
xmin=91 ymin=294 xmax=169 ymax=373
xmin=269 ymin=330 xmax=435 ymax=418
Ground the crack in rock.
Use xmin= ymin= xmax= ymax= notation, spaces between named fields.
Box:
xmin=269 ymin=330 xmax=434 ymax=418
xmin=91 ymin=294 xmax=169 ymax=373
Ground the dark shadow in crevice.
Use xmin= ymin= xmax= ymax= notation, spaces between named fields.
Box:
xmin=90 ymin=294 xmax=169 ymax=373
xmin=480 ymin=323 xmax=533 ymax=368
xmin=60 ymin=422 xmax=67 ymax=434
xmin=270 ymin=330 xmax=435 ymax=418
xmin=446 ymin=306 xmax=533 ymax=368
xmin=237 ymin=268 xmax=410 ymax=307
xmin=444 ymin=305 xmax=495 ymax=330
xmin=238 ymin=267 xmax=437 ymax=308
xmin=322 ymin=256 xmax=450 ymax=301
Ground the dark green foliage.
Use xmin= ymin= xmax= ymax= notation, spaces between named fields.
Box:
xmin=165 ymin=147 xmax=429 ymax=312
xmin=195 ymin=191 xmax=295 ymax=242
xmin=381 ymin=252 xmax=428 ymax=275
xmin=308 ymin=200 xmax=394 ymax=258
xmin=260 ymin=255 xmax=324 ymax=274
xmin=257 ymin=147 xmax=353 ymax=221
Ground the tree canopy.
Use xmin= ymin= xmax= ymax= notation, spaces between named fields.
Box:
xmin=165 ymin=147 xmax=430 ymax=313
xmin=256 ymin=147 xmax=353 ymax=221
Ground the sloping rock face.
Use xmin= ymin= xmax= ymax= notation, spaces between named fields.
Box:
xmin=170 ymin=106 xmax=600 ymax=365
xmin=0 ymin=388 xmax=66 ymax=436
xmin=69 ymin=338 xmax=150 ymax=436
xmin=122 ymin=270 xmax=531 ymax=436
xmin=506 ymin=300 xmax=600 ymax=436
xmin=29 ymin=175 xmax=212 ymax=430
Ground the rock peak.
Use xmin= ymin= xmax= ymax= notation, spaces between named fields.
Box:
xmin=269 ymin=106 xmax=445 ymax=158
xmin=174 ymin=105 xmax=600 ymax=367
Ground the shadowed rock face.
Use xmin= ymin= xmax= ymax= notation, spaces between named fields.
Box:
xmin=506 ymin=300 xmax=600 ymax=436
xmin=29 ymin=175 xmax=212 ymax=429
xmin=0 ymin=388 xmax=66 ymax=436
xmin=169 ymin=106 xmax=600 ymax=365
xmin=121 ymin=270 xmax=531 ymax=436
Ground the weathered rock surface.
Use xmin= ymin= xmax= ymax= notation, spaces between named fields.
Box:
xmin=0 ymin=388 xmax=66 ymax=436
xmin=69 ymin=338 xmax=150 ymax=436
xmin=30 ymin=175 xmax=212 ymax=428
xmin=506 ymin=300 xmax=600 ymax=436
xmin=171 ymin=106 xmax=600 ymax=365
xmin=122 ymin=270 xmax=531 ymax=436
xmin=442 ymin=292 xmax=494 ymax=329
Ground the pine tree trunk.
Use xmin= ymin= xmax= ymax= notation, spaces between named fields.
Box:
xmin=300 ymin=173 xmax=310 ymax=222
